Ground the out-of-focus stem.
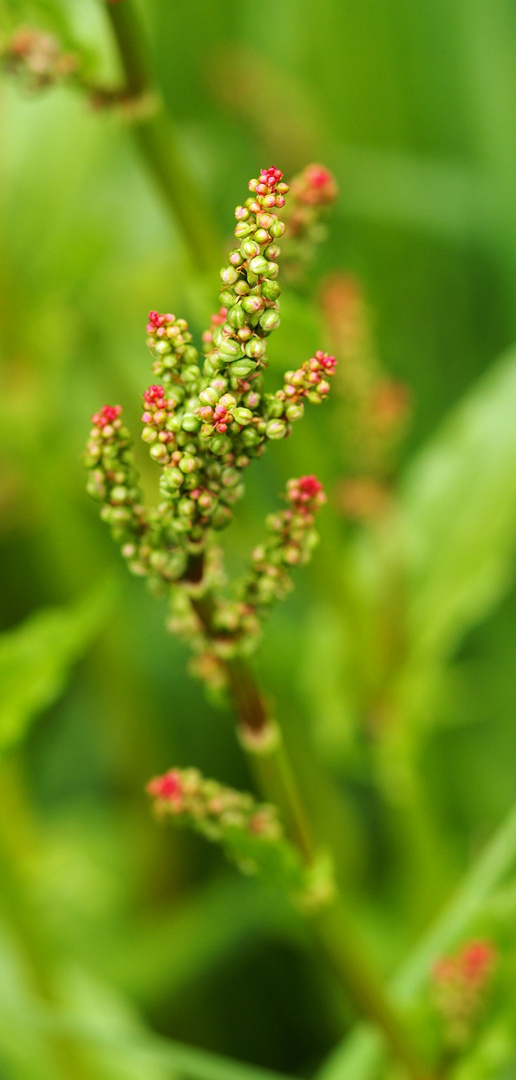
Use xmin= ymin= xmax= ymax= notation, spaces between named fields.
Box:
xmin=104 ymin=0 xmax=219 ymax=272
xmin=184 ymin=556 xmax=431 ymax=1080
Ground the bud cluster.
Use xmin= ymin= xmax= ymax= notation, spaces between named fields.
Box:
xmin=432 ymin=940 xmax=496 ymax=1050
xmin=147 ymin=767 xmax=304 ymax=886
xmin=243 ymin=476 xmax=326 ymax=611
xmin=282 ymin=163 xmax=338 ymax=282
xmin=321 ymin=273 xmax=411 ymax=521
xmin=86 ymin=167 xmax=336 ymax=679
xmin=1 ymin=26 xmax=78 ymax=90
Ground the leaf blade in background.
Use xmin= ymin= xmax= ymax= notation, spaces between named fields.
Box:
xmin=403 ymin=346 xmax=516 ymax=664
xmin=0 ymin=584 xmax=114 ymax=752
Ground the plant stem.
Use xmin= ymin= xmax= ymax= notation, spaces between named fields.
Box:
xmin=185 ymin=558 xmax=430 ymax=1080
xmin=104 ymin=0 xmax=220 ymax=272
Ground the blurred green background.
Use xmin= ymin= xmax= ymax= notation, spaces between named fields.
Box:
xmin=3 ymin=1 xmax=516 ymax=1078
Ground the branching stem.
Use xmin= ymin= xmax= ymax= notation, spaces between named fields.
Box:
xmin=184 ymin=555 xmax=431 ymax=1080
xmin=104 ymin=0 xmax=220 ymax=272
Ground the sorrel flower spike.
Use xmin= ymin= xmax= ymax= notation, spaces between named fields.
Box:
xmin=86 ymin=166 xmax=336 ymax=601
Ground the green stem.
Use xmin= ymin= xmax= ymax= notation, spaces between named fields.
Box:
xmin=185 ymin=560 xmax=430 ymax=1080
xmin=104 ymin=0 xmax=220 ymax=272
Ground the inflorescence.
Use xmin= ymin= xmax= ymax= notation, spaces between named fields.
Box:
xmin=85 ymin=167 xmax=336 ymax=686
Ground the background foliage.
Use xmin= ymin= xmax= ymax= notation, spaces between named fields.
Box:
xmin=3 ymin=1 xmax=516 ymax=1078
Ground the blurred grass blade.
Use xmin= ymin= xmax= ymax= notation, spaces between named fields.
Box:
xmin=316 ymin=797 xmax=516 ymax=1080
xmin=403 ymin=346 xmax=516 ymax=664
xmin=0 ymin=584 xmax=114 ymax=752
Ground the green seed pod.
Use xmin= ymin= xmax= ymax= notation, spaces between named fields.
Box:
xmin=245 ymin=337 xmax=266 ymax=359
xmin=197 ymin=491 xmax=216 ymax=514
xmin=241 ymin=239 xmax=260 ymax=259
xmin=232 ymin=407 xmax=253 ymax=425
xmin=249 ymin=256 xmax=269 ymax=275
xmin=212 ymin=326 xmax=224 ymax=347
xmin=181 ymin=414 xmax=200 ymax=432
xmin=229 ymin=249 xmax=245 ymax=267
xmin=228 ymin=359 xmax=258 ymax=378
xmin=227 ymin=305 xmax=246 ymax=329
xmin=220 ymin=289 xmax=236 ymax=307
xmin=220 ymin=266 xmax=239 ymax=285
xmin=259 ymin=310 xmax=281 ymax=333
xmin=155 ymin=340 xmax=172 ymax=355
xmin=265 ymin=419 xmax=288 ymax=440
xmin=264 ymin=244 xmax=280 ymax=260
xmin=179 ymin=454 xmax=197 ymax=474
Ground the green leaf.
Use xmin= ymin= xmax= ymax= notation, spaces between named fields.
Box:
xmin=400 ymin=347 xmax=516 ymax=707
xmin=317 ymin=798 xmax=516 ymax=1080
xmin=0 ymin=584 xmax=114 ymax=752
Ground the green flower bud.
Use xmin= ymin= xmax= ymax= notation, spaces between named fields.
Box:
xmin=220 ymin=266 xmax=239 ymax=285
xmin=241 ymin=294 xmax=264 ymax=315
xmin=266 ymin=398 xmax=285 ymax=419
xmin=254 ymin=228 xmax=270 ymax=245
xmin=266 ymin=419 xmax=288 ymax=440
xmin=211 ymin=505 xmax=233 ymax=530
xmin=210 ymin=435 xmax=231 ymax=456
xmin=141 ymin=427 xmax=158 ymax=444
xmin=110 ymin=485 xmax=127 ymax=504
xmin=245 ymin=337 xmax=266 ymax=359
xmin=232 ymin=407 xmax=253 ymax=425
xmin=234 ymin=222 xmax=252 ymax=239
xmin=264 ymin=244 xmax=280 ymax=260
xmin=182 ymin=414 xmax=200 ymax=432
xmin=150 ymin=443 xmax=170 ymax=463
xmin=264 ymin=262 xmax=279 ymax=279
xmin=227 ymin=305 xmax=246 ymax=329
xmin=178 ymin=497 xmax=196 ymax=517
xmin=259 ymin=310 xmax=281 ymax=333
xmin=198 ymin=491 xmax=216 ymax=514
xmin=261 ymin=280 xmax=281 ymax=301
xmin=86 ymin=476 xmax=106 ymax=501
xmin=220 ymin=289 xmax=236 ymax=307
xmin=249 ymin=256 xmax=269 ymax=275
xmin=285 ymin=402 xmax=304 ymax=421
xmin=179 ymin=454 xmax=197 ymax=474
xmin=241 ymin=427 xmax=262 ymax=447
xmin=228 ymin=359 xmax=258 ymax=378
xmin=221 ymin=467 xmax=242 ymax=487
xmin=160 ymin=466 xmax=184 ymax=491
xmin=269 ymin=220 xmax=285 ymax=238
xmin=241 ymin=239 xmax=260 ymax=258
xmin=199 ymin=387 xmax=218 ymax=406
xmin=219 ymin=337 xmax=245 ymax=360
xmin=234 ymin=280 xmax=250 ymax=296
xmin=182 ymin=345 xmax=199 ymax=364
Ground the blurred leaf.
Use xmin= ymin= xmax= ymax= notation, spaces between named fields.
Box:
xmin=0 ymin=584 xmax=114 ymax=752
xmin=397 ymin=347 xmax=516 ymax=728
xmin=317 ymin=797 xmax=516 ymax=1080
